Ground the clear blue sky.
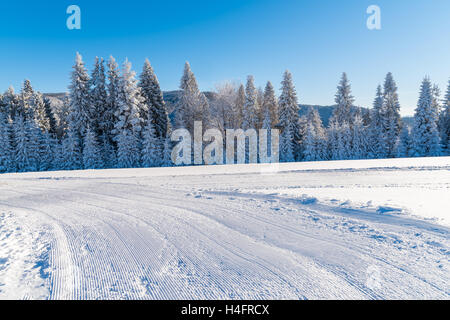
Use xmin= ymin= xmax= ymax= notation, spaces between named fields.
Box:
xmin=1 ymin=0 xmax=449 ymax=115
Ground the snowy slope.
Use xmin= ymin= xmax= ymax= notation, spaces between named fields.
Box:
xmin=0 ymin=157 xmax=449 ymax=299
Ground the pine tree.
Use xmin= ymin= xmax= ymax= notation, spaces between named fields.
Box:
xmin=3 ymin=86 xmax=20 ymax=120
xmin=262 ymin=81 xmax=278 ymax=128
xmin=330 ymin=73 xmax=354 ymax=126
xmin=328 ymin=120 xmax=340 ymax=160
xmin=161 ymin=138 xmax=172 ymax=167
xmin=106 ymin=56 xmax=121 ymax=149
xmin=43 ymin=96 xmax=58 ymax=135
xmin=278 ymin=70 xmax=301 ymax=160
xmin=14 ymin=116 xmax=40 ymax=172
xmin=39 ymin=131 xmax=56 ymax=171
xmin=279 ymin=122 xmax=295 ymax=162
xmin=233 ymin=84 xmax=245 ymax=128
xmin=396 ymin=125 xmax=412 ymax=158
xmin=439 ymin=79 xmax=450 ymax=154
xmin=351 ymin=112 xmax=368 ymax=159
xmin=32 ymin=92 xmax=52 ymax=132
xmin=256 ymin=87 xmax=264 ymax=129
xmin=0 ymin=111 xmax=13 ymax=172
xmin=18 ymin=80 xmax=35 ymax=120
xmin=303 ymin=124 xmax=316 ymax=161
xmin=141 ymin=120 xmax=160 ymax=167
xmin=114 ymin=59 xmax=143 ymax=168
xmin=61 ymin=127 xmax=82 ymax=170
xmin=368 ymin=85 xmax=385 ymax=158
xmin=412 ymin=77 xmax=441 ymax=156
xmin=303 ymin=107 xmax=327 ymax=161
xmin=242 ymin=76 xmax=259 ymax=130
xmin=68 ymin=53 xmax=91 ymax=150
xmin=90 ymin=57 xmax=108 ymax=137
xmin=381 ymin=73 xmax=402 ymax=157
xmin=139 ymin=59 xmax=170 ymax=142
xmin=339 ymin=123 xmax=352 ymax=160
xmin=176 ymin=62 xmax=211 ymax=133
xmin=83 ymin=126 xmax=103 ymax=169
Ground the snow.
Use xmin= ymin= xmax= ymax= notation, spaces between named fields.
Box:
xmin=0 ymin=157 xmax=449 ymax=299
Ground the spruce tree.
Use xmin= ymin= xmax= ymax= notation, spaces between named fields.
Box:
xmin=176 ymin=62 xmax=211 ymax=133
xmin=141 ymin=120 xmax=160 ymax=167
xmin=68 ymin=52 xmax=91 ymax=150
xmin=0 ymin=111 xmax=13 ymax=172
xmin=262 ymin=81 xmax=278 ymax=128
xmin=304 ymin=107 xmax=327 ymax=161
xmin=233 ymin=84 xmax=245 ymax=128
xmin=114 ymin=59 xmax=143 ymax=168
xmin=83 ymin=126 xmax=103 ymax=169
xmin=90 ymin=57 xmax=108 ymax=137
xmin=412 ymin=77 xmax=441 ymax=156
xmin=381 ymin=73 xmax=402 ymax=157
xmin=61 ymin=127 xmax=82 ymax=170
xmin=139 ymin=59 xmax=170 ymax=142
xmin=330 ymin=73 xmax=354 ymax=126
xmin=351 ymin=112 xmax=368 ymax=159
xmin=107 ymin=56 xmax=121 ymax=148
xmin=368 ymin=85 xmax=385 ymax=158
xmin=278 ymin=70 xmax=301 ymax=160
xmin=439 ymin=79 xmax=450 ymax=154
xmin=242 ymin=75 xmax=258 ymax=130
xmin=396 ymin=125 xmax=412 ymax=158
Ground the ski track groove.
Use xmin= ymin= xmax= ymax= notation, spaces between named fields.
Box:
xmin=0 ymin=163 xmax=448 ymax=300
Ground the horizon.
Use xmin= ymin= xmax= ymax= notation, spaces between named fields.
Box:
xmin=1 ymin=0 xmax=449 ymax=116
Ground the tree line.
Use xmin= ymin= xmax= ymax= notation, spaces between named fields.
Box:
xmin=0 ymin=53 xmax=449 ymax=173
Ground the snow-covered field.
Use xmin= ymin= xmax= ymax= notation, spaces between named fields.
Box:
xmin=0 ymin=157 xmax=449 ymax=299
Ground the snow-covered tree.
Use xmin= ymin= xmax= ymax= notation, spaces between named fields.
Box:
xmin=233 ymin=84 xmax=245 ymax=128
xmin=351 ymin=112 xmax=369 ymax=159
xmin=139 ymin=59 xmax=170 ymax=142
xmin=210 ymin=81 xmax=236 ymax=134
xmin=303 ymin=107 xmax=327 ymax=161
xmin=396 ymin=125 xmax=412 ymax=158
xmin=141 ymin=120 xmax=160 ymax=167
xmin=39 ymin=131 xmax=57 ymax=171
xmin=90 ymin=57 xmax=108 ymax=137
xmin=0 ymin=111 xmax=13 ymax=172
xmin=2 ymin=86 xmax=20 ymax=120
xmin=68 ymin=53 xmax=91 ymax=149
xmin=330 ymin=73 xmax=354 ymax=126
xmin=439 ymin=79 xmax=450 ymax=154
xmin=279 ymin=122 xmax=295 ymax=162
xmin=411 ymin=77 xmax=441 ymax=157
xmin=381 ymin=73 xmax=402 ymax=157
xmin=32 ymin=92 xmax=52 ymax=132
xmin=83 ymin=126 xmax=103 ymax=169
xmin=42 ymin=96 xmax=58 ymax=135
xmin=242 ymin=75 xmax=259 ymax=130
xmin=278 ymin=70 xmax=301 ymax=160
xmin=176 ymin=62 xmax=211 ymax=133
xmin=18 ymin=80 xmax=35 ymax=120
xmin=303 ymin=124 xmax=318 ymax=161
xmin=106 ymin=56 xmax=121 ymax=147
xmin=368 ymin=85 xmax=386 ymax=158
xmin=114 ymin=59 xmax=143 ymax=168
xmin=160 ymin=138 xmax=172 ymax=167
xmin=262 ymin=81 xmax=278 ymax=128
xmin=61 ymin=127 xmax=82 ymax=170
xmin=14 ymin=116 xmax=40 ymax=172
